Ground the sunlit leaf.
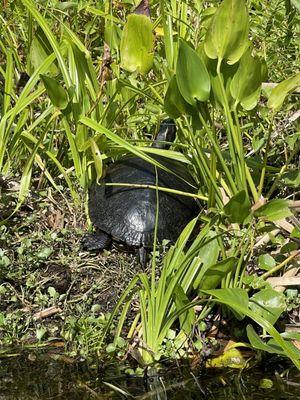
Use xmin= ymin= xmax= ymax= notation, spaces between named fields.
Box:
xmin=267 ymin=72 xmax=300 ymax=111
xmin=250 ymin=289 xmax=285 ymax=325
xmin=176 ymin=39 xmax=210 ymax=106
xmin=223 ymin=190 xmax=251 ymax=224
xmin=282 ymin=170 xmax=300 ymax=188
xmin=254 ymin=199 xmax=293 ymax=221
xmin=202 ymin=288 xmax=249 ymax=320
xmin=29 ymin=27 xmax=58 ymax=75
xmin=105 ymin=21 xmax=122 ymax=51
xmin=204 ymin=0 xmax=249 ymax=65
xmin=202 ymin=290 xmax=300 ymax=367
xmin=193 ymin=232 xmax=220 ymax=289
xmin=247 ymin=325 xmax=284 ymax=354
xmin=90 ymin=138 xmax=103 ymax=183
xmin=247 ymin=325 xmax=300 ymax=360
xmin=36 ymin=246 xmax=53 ymax=260
xmin=206 ymin=347 xmax=247 ymax=369
xmin=240 ymin=85 xmax=261 ymax=110
xmin=258 ymin=254 xmax=276 ymax=271
xmin=40 ymin=75 xmax=69 ymax=109
xmin=120 ymin=14 xmax=154 ymax=74
xmin=205 ymin=56 xmax=237 ymax=109
xmin=230 ymin=49 xmax=262 ymax=109
xmin=36 ymin=326 xmax=47 ymax=340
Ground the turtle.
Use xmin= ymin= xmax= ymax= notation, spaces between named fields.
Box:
xmin=83 ymin=119 xmax=200 ymax=265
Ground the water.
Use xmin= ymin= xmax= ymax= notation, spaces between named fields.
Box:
xmin=0 ymin=352 xmax=299 ymax=399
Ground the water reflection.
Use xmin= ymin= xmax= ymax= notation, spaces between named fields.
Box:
xmin=0 ymin=352 xmax=299 ymax=400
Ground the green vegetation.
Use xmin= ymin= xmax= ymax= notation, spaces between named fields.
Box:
xmin=0 ymin=0 xmax=299 ymax=371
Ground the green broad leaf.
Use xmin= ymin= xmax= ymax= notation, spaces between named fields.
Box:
xmin=223 ymin=190 xmax=251 ymax=224
xmin=106 ymin=343 xmax=116 ymax=353
xmin=254 ymin=199 xmax=293 ymax=222
xmin=202 ymin=288 xmax=249 ymax=320
xmin=105 ymin=20 xmax=122 ymax=51
xmin=250 ymin=289 xmax=285 ymax=325
xmin=0 ymin=254 xmax=11 ymax=268
xmin=258 ymin=254 xmax=276 ymax=271
xmin=48 ymin=286 xmax=58 ymax=298
xmin=40 ymin=75 xmax=69 ymax=109
xmin=28 ymin=27 xmax=58 ymax=75
xmin=282 ymin=170 xmax=300 ymax=188
xmin=120 ymin=14 xmax=154 ymax=75
xmin=90 ymin=138 xmax=103 ymax=183
xmin=197 ymin=44 xmax=237 ymax=109
xmin=115 ymin=336 xmax=126 ymax=348
xmin=230 ymin=49 xmax=262 ymax=109
xmin=247 ymin=325 xmax=300 ymax=360
xmin=202 ymin=291 xmax=300 ymax=367
xmin=267 ymin=72 xmax=300 ymax=111
xmin=176 ymin=39 xmax=211 ymax=106
xmin=204 ymin=0 xmax=249 ymax=65
xmin=240 ymin=85 xmax=261 ymax=110
xmin=209 ymin=59 xmax=238 ymax=109
xmin=164 ymin=75 xmax=194 ymax=118
xmin=201 ymin=257 xmax=237 ymax=290
xmin=36 ymin=326 xmax=47 ymax=341
xmin=36 ymin=246 xmax=53 ymax=260
xmin=246 ymin=325 xmax=286 ymax=355
xmin=193 ymin=232 xmax=220 ymax=289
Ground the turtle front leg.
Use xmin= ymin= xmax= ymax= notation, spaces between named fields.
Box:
xmin=136 ymin=246 xmax=149 ymax=268
xmin=82 ymin=231 xmax=112 ymax=251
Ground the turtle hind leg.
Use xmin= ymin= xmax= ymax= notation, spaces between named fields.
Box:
xmin=82 ymin=231 xmax=112 ymax=251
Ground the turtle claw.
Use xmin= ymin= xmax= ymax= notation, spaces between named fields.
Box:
xmin=82 ymin=231 xmax=112 ymax=252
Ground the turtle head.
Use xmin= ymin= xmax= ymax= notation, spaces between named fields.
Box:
xmin=152 ymin=119 xmax=176 ymax=149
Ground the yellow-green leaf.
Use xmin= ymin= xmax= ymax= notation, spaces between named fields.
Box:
xmin=223 ymin=190 xmax=251 ymax=223
xmin=29 ymin=27 xmax=58 ymax=76
xmin=204 ymin=0 xmax=249 ymax=65
xmin=267 ymin=72 xmax=300 ymax=111
xmin=199 ymin=47 xmax=237 ymax=109
xmin=230 ymin=49 xmax=262 ymax=109
xmin=90 ymin=138 xmax=103 ymax=183
xmin=206 ymin=347 xmax=247 ymax=369
xmin=254 ymin=199 xmax=293 ymax=222
xmin=120 ymin=14 xmax=154 ymax=75
xmin=40 ymin=75 xmax=69 ymax=109
xmin=176 ymin=39 xmax=210 ymax=106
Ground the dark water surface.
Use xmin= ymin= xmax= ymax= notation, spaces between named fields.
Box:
xmin=0 ymin=352 xmax=299 ymax=399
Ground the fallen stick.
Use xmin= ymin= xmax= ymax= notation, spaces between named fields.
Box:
xmin=33 ymin=306 xmax=62 ymax=320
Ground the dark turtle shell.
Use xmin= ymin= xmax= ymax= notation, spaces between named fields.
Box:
xmin=88 ymin=155 xmax=200 ymax=248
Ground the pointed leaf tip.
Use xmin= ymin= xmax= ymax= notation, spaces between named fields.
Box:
xmin=176 ymin=39 xmax=210 ymax=106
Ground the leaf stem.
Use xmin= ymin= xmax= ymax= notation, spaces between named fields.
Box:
xmin=258 ymin=114 xmax=274 ymax=198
